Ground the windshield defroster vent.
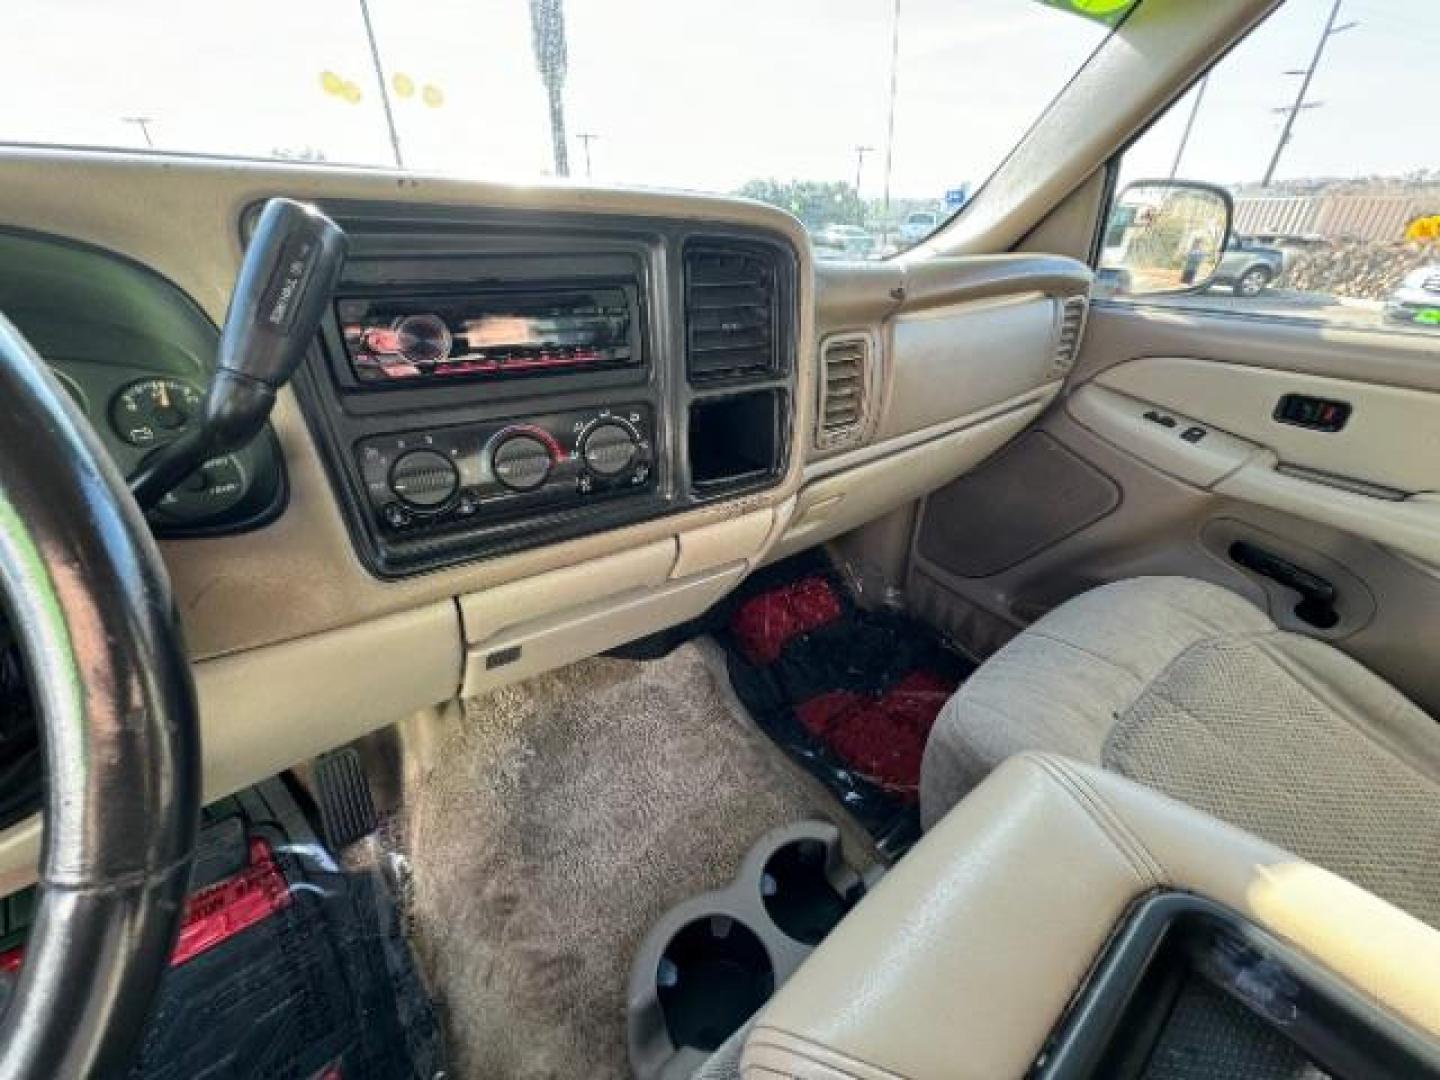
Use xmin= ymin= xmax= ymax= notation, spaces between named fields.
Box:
xmin=684 ymin=244 xmax=780 ymax=381
xmin=1050 ymin=295 xmax=1088 ymax=378
xmin=816 ymin=333 xmax=873 ymax=450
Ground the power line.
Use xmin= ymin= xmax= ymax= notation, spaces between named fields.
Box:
xmin=358 ymin=0 xmax=405 ymax=170
xmin=1262 ymin=0 xmax=1356 ymax=186
xmin=1168 ymin=74 xmax=1209 ymax=181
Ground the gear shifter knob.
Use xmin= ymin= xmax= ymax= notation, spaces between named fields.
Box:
xmin=130 ymin=199 xmax=347 ymax=510
xmin=217 ymin=198 xmax=348 ymax=389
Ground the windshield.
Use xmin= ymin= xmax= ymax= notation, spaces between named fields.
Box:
xmin=4 ymin=1 xmax=1114 ymax=255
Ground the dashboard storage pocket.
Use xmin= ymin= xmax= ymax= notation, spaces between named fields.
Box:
xmin=688 ymin=390 xmax=783 ymax=494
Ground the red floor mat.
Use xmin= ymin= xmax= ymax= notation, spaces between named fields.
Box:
xmin=794 ymin=670 xmax=956 ymax=802
xmin=729 ymin=576 xmax=843 ymax=665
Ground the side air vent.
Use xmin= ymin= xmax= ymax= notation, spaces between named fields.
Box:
xmin=816 ymin=332 xmax=873 ymax=450
xmin=684 ymin=244 xmax=780 ymax=381
xmin=1051 ymin=295 xmax=1088 ymax=378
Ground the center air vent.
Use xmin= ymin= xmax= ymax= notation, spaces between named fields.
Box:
xmin=1051 ymin=295 xmax=1088 ymax=378
xmin=684 ymin=244 xmax=780 ymax=381
xmin=817 ymin=333 xmax=873 ymax=449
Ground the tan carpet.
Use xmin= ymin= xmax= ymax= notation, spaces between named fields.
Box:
xmin=397 ymin=639 xmax=874 ymax=1080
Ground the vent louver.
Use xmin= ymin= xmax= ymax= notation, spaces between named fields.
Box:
xmin=684 ymin=244 xmax=779 ymax=381
xmin=817 ymin=333 xmax=872 ymax=449
xmin=1051 ymin=295 xmax=1088 ymax=377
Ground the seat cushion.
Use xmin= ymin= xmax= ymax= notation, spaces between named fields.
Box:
xmin=920 ymin=576 xmax=1440 ymax=928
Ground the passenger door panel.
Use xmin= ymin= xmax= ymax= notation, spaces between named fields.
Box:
xmin=908 ymin=303 xmax=1440 ymax=716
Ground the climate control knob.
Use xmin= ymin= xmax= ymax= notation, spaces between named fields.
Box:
xmin=389 ymin=448 xmax=459 ymax=509
xmin=491 ymin=431 xmax=554 ymax=492
xmin=581 ymin=420 xmax=640 ymax=477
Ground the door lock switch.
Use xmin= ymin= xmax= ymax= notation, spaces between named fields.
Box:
xmin=1143 ymin=409 xmax=1177 ymax=429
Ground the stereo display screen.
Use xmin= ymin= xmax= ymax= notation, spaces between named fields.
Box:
xmin=336 ymin=286 xmax=636 ymax=385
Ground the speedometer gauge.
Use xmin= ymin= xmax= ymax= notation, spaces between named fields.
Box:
xmin=110 ymin=377 xmax=203 ymax=447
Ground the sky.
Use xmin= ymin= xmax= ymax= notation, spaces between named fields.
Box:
xmin=1 ymin=0 xmax=1435 ymax=203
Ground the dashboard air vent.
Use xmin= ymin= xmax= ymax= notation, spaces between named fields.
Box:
xmin=684 ymin=244 xmax=779 ymax=381
xmin=1051 ymin=295 xmax=1088 ymax=377
xmin=817 ymin=333 xmax=872 ymax=449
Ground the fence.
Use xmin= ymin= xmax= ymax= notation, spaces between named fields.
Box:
xmin=1233 ymin=192 xmax=1440 ymax=243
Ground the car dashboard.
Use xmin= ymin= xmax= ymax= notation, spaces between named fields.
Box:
xmin=0 ymin=149 xmax=1090 ymax=893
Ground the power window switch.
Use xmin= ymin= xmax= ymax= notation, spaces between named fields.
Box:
xmin=1181 ymin=426 xmax=1208 ymax=443
xmin=1143 ymin=409 xmax=1178 ymax=429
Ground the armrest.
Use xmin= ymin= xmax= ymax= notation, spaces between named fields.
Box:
xmin=741 ymin=754 xmax=1440 ymax=1079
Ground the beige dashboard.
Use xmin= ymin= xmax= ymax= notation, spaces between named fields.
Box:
xmin=0 ymin=149 xmax=1089 ymax=893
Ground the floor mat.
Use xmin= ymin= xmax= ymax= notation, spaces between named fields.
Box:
xmin=720 ymin=557 xmax=974 ymax=851
xmin=396 ymin=640 xmax=875 ymax=1080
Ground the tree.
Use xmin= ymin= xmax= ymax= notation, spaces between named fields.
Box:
xmin=735 ymin=179 xmax=865 ymax=231
xmin=529 ymin=0 xmax=570 ymax=177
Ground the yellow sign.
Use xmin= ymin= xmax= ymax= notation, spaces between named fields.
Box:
xmin=321 ymin=70 xmax=363 ymax=104
xmin=1036 ymin=0 xmax=1136 ymax=25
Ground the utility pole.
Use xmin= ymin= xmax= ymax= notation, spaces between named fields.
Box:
xmin=880 ymin=0 xmax=901 ymax=246
xmin=577 ymin=133 xmax=599 ymax=178
xmin=853 ymin=145 xmax=874 ymax=196
xmin=122 ymin=117 xmax=156 ymax=148
xmin=358 ymin=0 xmax=405 ymax=169
xmin=1168 ymin=74 xmax=1209 ymax=181
xmin=1262 ymin=0 xmax=1355 ymax=187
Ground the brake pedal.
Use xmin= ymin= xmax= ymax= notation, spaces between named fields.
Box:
xmin=313 ymin=748 xmax=379 ymax=850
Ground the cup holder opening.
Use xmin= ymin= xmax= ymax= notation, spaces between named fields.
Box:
xmin=656 ymin=916 xmax=774 ymax=1053
xmin=761 ymin=839 xmax=863 ymax=946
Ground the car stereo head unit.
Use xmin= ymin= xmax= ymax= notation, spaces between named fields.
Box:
xmin=336 ymin=284 xmax=640 ymax=385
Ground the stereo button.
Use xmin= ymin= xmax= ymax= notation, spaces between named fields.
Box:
xmin=581 ymin=421 xmax=639 ymax=477
xmin=492 ymin=433 xmax=554 ymax=492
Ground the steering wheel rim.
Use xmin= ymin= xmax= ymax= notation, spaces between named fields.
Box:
xmin=0 ymin=314 xmax=200 ymax=1078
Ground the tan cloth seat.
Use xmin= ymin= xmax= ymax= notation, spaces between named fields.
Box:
xmin=920 ymin=576 xmax=1440 ymax=928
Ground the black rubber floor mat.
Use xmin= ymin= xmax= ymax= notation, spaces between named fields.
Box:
xmin=0 ymin=778 xmax=444 ymax=1080
xmin=126 ymin=779 xmax=444 ymax=1080
xmin=719 ymin=553 xmax=973 ymax=856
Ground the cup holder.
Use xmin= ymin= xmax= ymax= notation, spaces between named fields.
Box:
xmin=657 ymin=916 xmax=775 ymax=1053
xmin=761 ymin=838 xmax=865 ymax=946
xmin=628 ymin=821 xmax=874 ymax=1080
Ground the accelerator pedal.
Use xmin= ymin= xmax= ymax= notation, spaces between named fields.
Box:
xmin=313 ymin=748 xmax=379 ymax=850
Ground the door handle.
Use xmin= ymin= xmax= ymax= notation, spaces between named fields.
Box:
xmin=1229 ymin=541 xmax=1339 ymax=629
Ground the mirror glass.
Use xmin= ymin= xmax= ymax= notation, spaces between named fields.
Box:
xmin=1098 ymin=182 xmax=1231 ymax=298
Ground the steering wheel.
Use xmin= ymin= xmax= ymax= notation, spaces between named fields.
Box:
xmin=0 ymin=314 xmax=200 ymax=1078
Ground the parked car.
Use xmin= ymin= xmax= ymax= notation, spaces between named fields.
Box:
xmin=812 ymin=223 xmax=877 ymax=257
xmin=1384 ymin=263 xmax=1440 ymax=327
xmin=1208 ymin=234 xmax=1286 ymax=297
xmin=899 ymin=209 xmax=941 ymax=243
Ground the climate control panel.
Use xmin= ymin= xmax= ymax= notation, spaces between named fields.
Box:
xmin=355 ymin=404 xmax=655 ymax=535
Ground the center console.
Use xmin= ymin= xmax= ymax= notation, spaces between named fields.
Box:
xmin=294 ymin=203 xmax=798 ymax=578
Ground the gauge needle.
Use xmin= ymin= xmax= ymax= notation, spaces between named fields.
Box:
xmin=157 ymin=382 xmax=170 ymax=409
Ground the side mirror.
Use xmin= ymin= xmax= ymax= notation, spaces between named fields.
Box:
xmin=1097 ymin=180 xmax=1233 ymax=298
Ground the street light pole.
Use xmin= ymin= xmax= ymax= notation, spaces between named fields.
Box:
xmin=853 ymin=145 xmax=874 ymax=195
xmin=122 ymin=117 xmax=156 ymax=148
xmin=1262 ymin=0 xmax=1354 ymax=187
xmin=577 ymin=133 xmax=599 ymax=178
xmin=880 ymin=0 xmax=901 ymax=246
